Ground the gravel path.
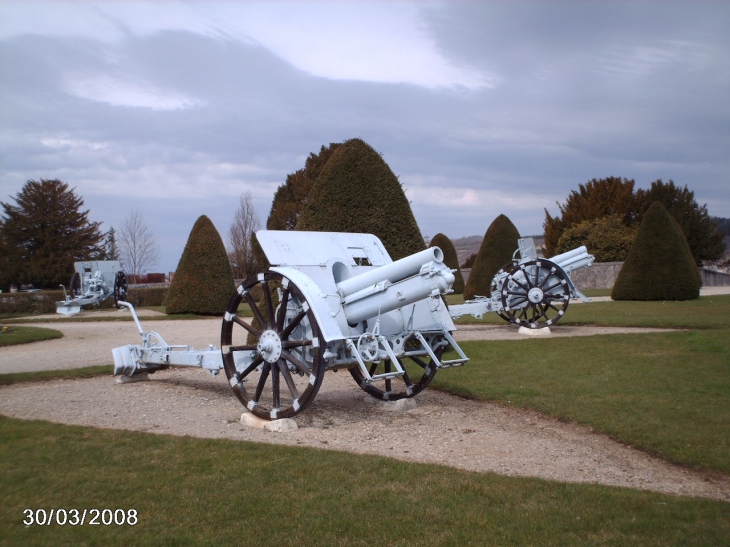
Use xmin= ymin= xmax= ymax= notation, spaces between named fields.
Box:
xmin=1 ymin=313 xmax=729 ymax=502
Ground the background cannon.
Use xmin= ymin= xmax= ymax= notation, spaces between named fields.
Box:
xmin=56 ymin=260 xmax=127 ymax=316
xmin=449 ymin=237 xmax=595 ymax=328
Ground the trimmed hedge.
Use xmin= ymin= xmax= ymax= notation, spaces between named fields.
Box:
xmin=0 ymin=287 xmax=167 ymax=315
xmin=429 ymin=233 xmax=464 ymax=294
xmin=463 ymin=215 xmax=520 ymax=300
xmin=295 ymin=138 xmax=425 ymax=261
xmin=612 ymin=201 xmax=701 ymax=301
xmin=165 ymin=215 xmax=235 ymax=315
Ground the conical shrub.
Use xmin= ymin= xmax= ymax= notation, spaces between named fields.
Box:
xmin=612 ymin=201 xmax=700 ymax=301
xmin=295 ymin=138 xmax=425 ymax=260
xmin=463 ymin=215 xmax=520 ymax=300
xmin=430 ymin=233 xmax=464 ymax=294
xmin=165 ymin=215 xmax=235 ymax=315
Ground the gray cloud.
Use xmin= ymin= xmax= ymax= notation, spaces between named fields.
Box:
xmin=1 ymin=2 xmax=728 ymax=272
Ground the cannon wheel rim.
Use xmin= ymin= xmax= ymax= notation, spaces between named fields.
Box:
xmin=491 ymin=262 xmax=516 ymax=324
xmin=221 ymin=271 xmax=326 ymax=420
xmin=69 ymin=272 xmax=81 ymax=297
xmin=114 ymin=271 xmax=128 ymax=307
xmin=348 ymin=333 xmax=445 ymax=401
xmin=501 ymin=259 xmax=570 ymax=329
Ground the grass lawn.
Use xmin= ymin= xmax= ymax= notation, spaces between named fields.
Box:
xmin=1 ymin=294 xmax=729 ymax=544
xmin=0 ymin=326 xmax=63 ymax=347
xmin=0 ymin=365 xmax=113 ymax=386
xmin=1 ymin=416 xmax=728 ymax=547
xmin=434 ymin=331 xmax=730 ymax=474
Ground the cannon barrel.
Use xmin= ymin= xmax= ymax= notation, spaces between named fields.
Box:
xmin=549 ymin=245 xmax=594 ymax=273
xmin=336 ymin=247 xmax=454 ymax=325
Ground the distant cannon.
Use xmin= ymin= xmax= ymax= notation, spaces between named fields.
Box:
xmin=56 ymin=261 xmax=127 ymax=316
xmin=112 ymin=231 xmax=593 ymax=420
xmin=449 ymin=237 xmax=595 ymax=328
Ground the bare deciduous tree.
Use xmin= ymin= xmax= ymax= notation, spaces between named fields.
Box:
xmin=119 ymin=210 xmax=160 ymax=278
xmin=228 ymin=192 xmax=261 ymax=279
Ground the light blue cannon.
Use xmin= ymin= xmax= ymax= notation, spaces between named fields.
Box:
xmin=112 ymin=230 xmax=593 ymax=421
xmin=56 ymin=261 xmax=127 ymax=316
xmin=220 ymin=231 xmax=468 ymax=420
xmin=449 ymin=237 xmax=595 ymax=328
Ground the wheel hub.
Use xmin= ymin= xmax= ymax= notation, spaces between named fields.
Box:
xmin=257 ymin=330 xmax=283 ymax=363
xmin=528 ymin=287 xmax=544 ymax=303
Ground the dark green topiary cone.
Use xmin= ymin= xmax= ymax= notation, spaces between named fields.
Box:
xmin=165 ymin=215 xmax=235 ymax=315
xmin=463 ymin=215 xmax=520 ymax=300
xmin=612 ymin=201 xmax=700 ymax=301
xmin=295 ymin=138 xmax=425 ymax=261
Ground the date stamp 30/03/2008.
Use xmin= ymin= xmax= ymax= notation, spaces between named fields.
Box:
xmin=23 ymin=508 xmax=138 ymax=526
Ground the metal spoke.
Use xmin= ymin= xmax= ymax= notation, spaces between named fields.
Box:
xmin=277 ymin=360 xmax=300 ymax=400
xmin=280 ymin=309 xmax=307 ymax=340
xmin=253 ymin=362 xmax=271 ymax=401
xmin=233 ymin=316 xmax=261 ymax=338
xmin=409 ymin=356 xmax=429 ymax=370
xmin=271 ymin=363 xmax=280 ymax=408
xmin=244 ymin=292 xmax=266 ymax=331
xmin=227 ymin=344 xmax=258 ymax=352
xmin=276 ymin=286 xmax=291 ymax=331
xmin=282 ymin=339 xmax=312 ymax=349
xmin=384 ymin=360 xmax=392 ymax=392
xmin=281 ymin=349 xmax=310 ymax=376
xmin=237 ymin=355 xmax=264 ymax=380
xmin=262 ymin=280 xmax=274 ymax=329
xmin=520 ymin=266 xmax=534 ymax=289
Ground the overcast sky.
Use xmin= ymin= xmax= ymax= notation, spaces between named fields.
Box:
xmin=1 ymin=1 xmax=728 ymax=273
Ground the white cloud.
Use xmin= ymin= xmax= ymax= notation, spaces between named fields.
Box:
xmin=213 ymin=1 xmax=496 ymax=89
xmin=63 ymin=75 xmax=203 ymax=110
xmin=1 ymin=1 xmax=495 ymax=90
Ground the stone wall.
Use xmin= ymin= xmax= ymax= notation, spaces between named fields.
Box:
xmin=569 ymin=262 xmax=624 ymax=290
xmin=700 ymin=268 xmax=730 ymax=286
xmin=452 ymin=263 xmax=729 ymax=291
xmin=460 ymin=262 xmax=623 ymax=291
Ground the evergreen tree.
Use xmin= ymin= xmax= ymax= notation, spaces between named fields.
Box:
xmin=296 ymin=138 xmax=424 ymax=260
xmin=555 ymin=215 xmax=637 ymax=262
xmin=463 ymin=215 xmax=520 ymax=300
xmin=267 ymin=143 xmax=342 ymax=230
xmin=612 ymin=202 xmax=700 ymax=301
xmin=0 ymin=178 xmax=102 ymax=289
xmin=543 ymin=177 xmax=639 ymax=257
xmin=165 ymin=215 xmax=235 ymax=315
xmin=98 ymin=228 xmax=119 ymax=261
xmin=429 ymin=233 xmax=464 ymax=294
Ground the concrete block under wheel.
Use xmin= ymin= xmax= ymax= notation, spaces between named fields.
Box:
xmin=363 ymin=397 xmax=418 ymax=412
xmin=115 ymin=373 xmax=150 ymax=384
xmin=518 ymin=326 xmax=551 ymax=336
xmin=240 ymin=412 xmax=298 ymax=432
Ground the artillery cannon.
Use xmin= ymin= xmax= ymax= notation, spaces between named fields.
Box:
xmin=449 ymin=237 xmax=595 ymax=328
xmin=56 ymin=261 xmax=128 ymax=316
xmin=112 ymin=230 xmax=592 ymax=420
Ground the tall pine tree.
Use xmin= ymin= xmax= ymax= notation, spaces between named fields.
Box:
xmin=0 ymin=179 xmax=102 ymax=289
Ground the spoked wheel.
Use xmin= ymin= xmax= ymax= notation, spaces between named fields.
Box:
xmin=69 ymin=272 xmax=81 ymax=297
xmin=221 ymin=272 xmax=326 ymax=420
xmin=491 ymin=262 xmax=516 ymax=324
xmin=349 ymin=333 xmax=445 ymax=401
xmin=114 ymin=271 xmax=128 ymax=306
xmin=501 ymin=260 xmax=571 ymax=328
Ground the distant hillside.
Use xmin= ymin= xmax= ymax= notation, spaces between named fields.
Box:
xmin=450 ymin=234 xmax=545 ymax=266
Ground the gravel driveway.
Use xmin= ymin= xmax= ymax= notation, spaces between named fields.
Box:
xmin=1 ymin=308 xmax=729 ymax=502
